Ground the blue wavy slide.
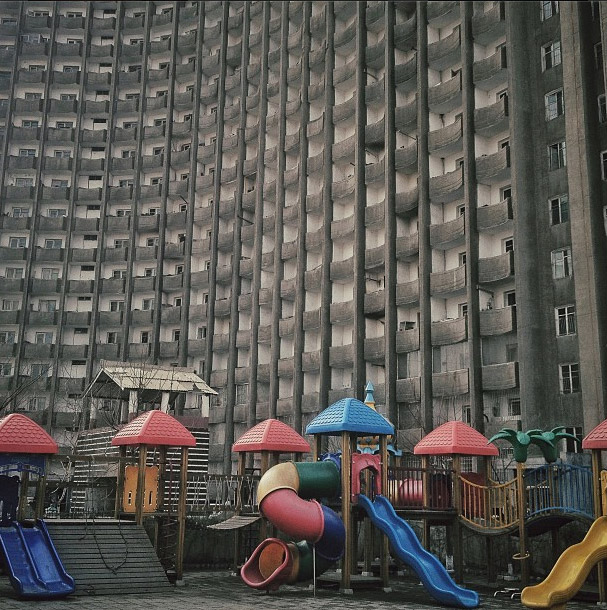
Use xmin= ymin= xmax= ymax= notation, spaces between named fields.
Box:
xmin=0 ymin=519 xmax=75 ymax=598
xmin=358 ymin=494 xmax=479 ymax=608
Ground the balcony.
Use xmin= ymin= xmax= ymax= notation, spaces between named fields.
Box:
xmin=394 ymin=141 xmax=418 ymax=174
xmin=23 ymin=343 xmax=55 ymax=358
xmin=44 ymin=157 xmax=73 ymax=171
xmin=138 ymin=214 xmax=159 ymax=232
xmin=5 ymin=186 xmax=34 ymax=201
xmin=396 ymin=377 xmax=421 ymax=402
xmin=7 ymin=154 xmax=36 ymax=170
xmin=433 ymin=369 xmax=469 ymax=396
xmin=431 ymin=316 xmax=467 ymax=346
xmin=103 ymin=247 xmax=127 ymax=262
xmin=396 ymin=233 xmax=419 ymax=259
xmin=395 ymin=99 xmax=417 ymax=132
xmin=133 ymin=276 xmax=155 ymax=292
xmin=395 ymin=55 xmax=417 ymax=90
xmin=96 ymin=343 xmax=121 ymax=360
xmin=396 ymin=279 xmax=420 ymax=306
xmin=427 ymin=1 xmax=460 ymax=26
xmin=430 ymin=265 xmax=466 ymax=296
xmin=0 ymin=247 xmax=27 ymax=262
xmin=330 ymin=258 xmax=354 ymax=282
xmin=98 ymin=311 xmax=123 ymax=326
xmin=135 ymin=246 xmax=157 ymax=261
xmin=475 ymin=96 xmax=509 ymax=137
xmin=430 ymin=215 xmax=465 ymax=249
xmin=330 ymin=301 xmax=354 ymax=324
xmin=395 ymin=189 xmax=418 ymax=216
xmin=30 ymin=278 xmax=60 ymax=294
xmin=429 ymin=166 xmax=464 ymax=203
xmin=364 ymin=290 xmax=385 ymax=317
xmin=482 ymin=362 xmax=518 ymax=391
xmin=478 ymin=251 xmax=514 ymax=284
xmin=477 ymin=198 xmax=513 ymax=232
xmin=428 ymin=119 xmax=462 ymax=156
xmin=131 ymin=310 xmax=153 ymax=325
xmin=396 ymin=329 xmax=420 ymax=353
xmin=27 ymin=311 xmax=57 ymax=325
xmin=188 ymin=339 xmax=205 ymax=356
xmin=0 ymin=216 xmax=30 ymax=230
xmin=73 ymin=218 xmax=99 ymax=232
xmin=428 ymin=74 xmax=461 ymax=114
xmin=476 ymin=148 xmax=510 ymax=184
xmin=472 ymin=2 xmax=506 ymax=46
xmin=329 ymin=344 xmax=354 ymax=368
xmin=63 ymin=311 xmax=91 ymax=326
xmin=68 ymin=280 xmax=94 ymax=294
xmin=473 ymin=47 xmax=508 ymax=91
xmin=364 ymin=337 xmax=385 ymax=364
xmin=163 ymin=274 xmax=183 ymax=291
xmin=0 ymin=310 xmax=21 ymax=324
xmin=479 ymin=306 xmax=516 ymax=336
xmin=60 ymin=344 xmax=89 ymax=360
xmin=40 ymin=188 xmax=69 ymax=203
xmin=427 ymin=26 xmax=461 ymax=71
xmin=14 ymin=98 xmax=43 ymax=113
xmin=100 ymin=278 xmax=125 ymax=294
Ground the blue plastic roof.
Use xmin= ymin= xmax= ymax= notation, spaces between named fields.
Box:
xmin=306 ymin=398 xmax=395 ymax=436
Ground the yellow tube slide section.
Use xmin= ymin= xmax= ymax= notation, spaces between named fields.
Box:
xmin=521 ymin=516 xmax=607 ymax=609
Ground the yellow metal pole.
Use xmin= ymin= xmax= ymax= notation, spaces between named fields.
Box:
xmin=313 ymin=435 xmax=322 ymax=461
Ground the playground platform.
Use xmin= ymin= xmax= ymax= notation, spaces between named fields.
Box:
xmin=0 ymin=570 xmax=600 ymax=610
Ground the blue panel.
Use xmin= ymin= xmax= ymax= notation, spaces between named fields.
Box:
xmin=305 ymin=398 xmax=394 ymax=436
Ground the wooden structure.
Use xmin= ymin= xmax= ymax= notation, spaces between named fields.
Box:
xmin=414 ymin=421 xmax=499 ymax=583
xmin=306 ymin=398 xmax=394 ymax=594
xmin=111 ymin=410 xmax=196 ymax=582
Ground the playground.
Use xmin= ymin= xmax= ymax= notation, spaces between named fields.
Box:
xmin=3 ymin=385 xmax=607 ymax=609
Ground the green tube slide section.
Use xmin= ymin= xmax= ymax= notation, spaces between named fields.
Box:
xmin=294 ymin=461 xmax=341 ymax=500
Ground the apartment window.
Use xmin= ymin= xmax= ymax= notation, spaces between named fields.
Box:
xmin=144 ymin=268 xmax=156 ymax=277
xmin=39 ymin=300 xmax=56 ymax=312
xmin=26 ymin=397 xmax=46 ymax=412
xmin=63 ymin=65 xmax=79 ymax=73
xmin=122 ymin=150 xmax=136 ymax=158
xmin=541 ymin=1 xmax=558 ymax=20
xmin=112 ymin=269 xmax=127 ymax=279
xmin=119 ymin=179 xmax=134 ymax=187
xmin=551 ymin=247 xmax=572 ymax=279
xmin=41 ymin=268 xmax=59 ymax=280
xmin=48 ymin=209 xmax=67 ymax=217
xmin=601 ymin=151 xmax=607 ymax=180
xmin=146 ymin=237 xmax=159 ymax=247
xmin=110 ymin=300 xmax=125 ymax=312
xmin=236 ymin=383 xmax=249 ymax=406
xmin=83 ymin=236 xmax=97 ymax=243
xmin=74 ymin=328 xmax=88 ymax=336
xmin=560 ymin=363 xmax=580 ymax=394
xmin=458 ymin=252 xmax=466 ymax=266
xmin=9 ymin=237 xmax=26 ymax=248
xmin=30 ymin=363 xmax=50 ymax=378
xmin=564 ymin=426 xmax=584 ymax=453
xmin=51 ymin=179 xmax=68 ymax=188
xmin=504 ymin=290 xmax=516 ymax=309
xmin=180 ymin=143 xmax=191 ymax=152
xmin=545 ymin=89 xmax=564 ymax=121
xmin=44 ymin=239 xmax=62 ymax=249
xmin=125 ymin=93 xmax=140 ymax=101
xmin=541 ymin=41 xmax=561 ymax=71
xmin=175 ymin=264 xmax=184 ymax=274
xmin=503 ymin=237 xmax=514 ymax=253
xmin=18 ymin=148 xmax=36 ymax=157
xmin=153 ymin=146 xmax=164 ymax=155
xmin=154 ymin=118 xmax=166 ymax=126
xmin=114 ymin=239 xmax=128 ymax=249
xmin=54 ymin=150 xmax=71 ymax=158
xmin=173 ymin=330 xmax=181 ymax=342
xmin=24 ymin=92 xmax=42 ymax=100
xmin=1 ymin=17 xmax=17 ymax=24
xmin=0 ymin=363 xmax=12 ymax=377
xmin=116 ymin=208 xmax=131 ymax=217
xmin=197 ymin=327 xmax=207 ymax=339
xmin=56 ymin=121 xmax=73 ymax=129
xmin=128 ymin=64 xmax=142 ymax=73
xmin=179 ymin=203 xmax=187 ymax=212
xmin=506 ymin=343 xmax=518 ymax=362
xmin=550 ymin=194 xmax=569 ymax=224
xmin=174 ymin=297 xmax=182 ymax=307
xmin=123 ymin=121 xmax=137 ymax=129
xmin=15 ymin=178 xmax=34 ymax=187
xmin=596 ymin=43 xmax=603 ymax=71
xmin=156 ymin=89 xmax=168 ymax=97
xmin=35 ymin=332 xmax=53 ymax=345
xmin=21 ymin=33 xmax=42 ymax=43
xmin=107 ymin=332 xmax=118 ymax=344
xmin=5 ymin=268 xmax=23 ymax=279
xmin=508 ymin=398 xmax=521 ymax=417
xmin=142 ymin=298 xmax=154 ymax=310
xmin=138 ymin=331 xmax=149 ymax=344
xmin=458 ymin=303 xmax=468 ymax=318
xmin=1 ymin=300 xmax=19 ymax=311
xmin=0 ymin=331 xmax=15 ymax=344
xmin=60 ymin=93 xmax=76 ymax=101
xmin=548 ymin=141 xmax=566 ymax=170
xmin=12 ymin=208 xmax=29 ymax=218
xmin=22 ymin=120 xmax=39 ymax=128
xmin=556 ymin=305 xmax=576 ymax=336
xmin=599 ymin=95 xmax=607 ymax=124
xmin=28 ymin=64 xmax=44 ymax=71
xmin=150 ymin=177 xmax=162 ymax=186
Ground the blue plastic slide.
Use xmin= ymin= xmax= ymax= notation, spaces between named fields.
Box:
xmin=358 ymin=494 xmax=479 ymax=608
xmin=0 ymin=519 xmax=75 ymax=598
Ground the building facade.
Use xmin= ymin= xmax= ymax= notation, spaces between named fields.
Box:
xmin=0 ymin=1 xmax=605 ymax=472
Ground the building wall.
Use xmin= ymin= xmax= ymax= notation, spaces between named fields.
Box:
xmin=0 ymin=1 xmax=603 ymax=472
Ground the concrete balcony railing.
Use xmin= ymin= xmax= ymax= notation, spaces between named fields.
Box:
xmin=131 ymin=310 xmax=153 ymax=325
xmin=303 ymin=308 xmax=321 ymax=330
xmin=330 ymin=301 xmax=354 ymax=324
xmin=188 ymin=339 xmax=206 ymax=356
xmin=102 ymin=247 xmax=127 ymax=263
xmin=23 ymin=343 xmax=55 ymax=358
xmin=329 ymin=344 xmax=354 ymax=368
xmin=96 ymin=343 xmax=121 ymax=360
xmin=0 ymin=310 xmax=21 ymax=325
xmin=428 ymin=118 xmax=462 ymax=155
xmin=63 ymin=311 xmax=91 ymax=326
xmin=395 ymin=188 xmax=419 ymax=215
xmin=479 ymin=306 xmax=516 ymax=336
xmin=427 ymin=1 xmax=460 ymax=24
xmin=30 ymin=278 xmax=60 ymax=294
xmin=396 ymin=329 xmax=420 ymax=353
xmin=364 ymin=289 xmax=385 ymax=316
xmin=433 ymin=368 xmax=469 ymax=396
xmin=396 ymin=377 xmax=421 ymax=402
xmin=431 ymin=316 xmax=467 ymax=346
xmin=366 ymin=245 xmax=385 ymax=270
xmin=428 ymin=73 xmax=462 ymax=114
xmin=482 ymin=361 xmax=519 ymax=391
xmin=476 ymin=147 xmax=511 ymax=184
xmin=394 ymin=54 xmax=417 ymax=89
xmin=278 ymin=357 xmax=294 ymax=378
xmin=472 ymin=2 xmax=506 ymax=45
xmin=0 ymin=216 xmax=30 ymax=230
xmin=99 ymin=278 xmax=125 ymax=294
xmin=68 ymin=279 xmax=94 ymax=294
xmin=364 ymin=336 xmax=385 ymax=363
xmin=38 ymin=216 xmax=67 ymax=231
xmin=330 ymin=258 xmax=354 ymax=282
xmin=394 ymin=142 xmax=418 ymax=174
xmin=302 ymin=350 xmax=321 ymax=372
xmin=473 ymin=46 xmax=508 ymax=92
xmin=427 ymin=24 xmax=461 ymax=71
xmin=429 ymin=166 xmax=464 ymax=203
xmin=429 ymin=214 xmax=465 ymax=249
xmin=365 ymin=202 xmax=384 ymax=227
xmin=430 ymin=264 xmax=466 ymax=296
xmin=132 ymin=276 xmax=155 ymax=292
xmin=477 ymin=197 xmax=513 ymax=232
xmin=475 ymin=96 xmax=509 ymax=138
xmin=98 ymin=311 xmax=123 ymax=326
xmin=34 ymin=248 xmax=64 ymax=262
xmin=395 ymin=99 xmax=417 ymax=132
xmin=396 ymin=279 xmax=420 ymax=306
xmin=478 ymin=250 xmax=515 ymax=284
xmin=60 ymin=344 xmax=89 ymax=360
xmin=396 ymin=233 xmax=419 ymax=259
xmin=280 ymin=278 xmax=296 ymax=300
xmin=394 ymin=12 xmax=417 ymax=50
xmin=27 ymin=311 xmax=57 ymax=325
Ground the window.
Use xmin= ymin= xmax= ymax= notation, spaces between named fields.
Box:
xmin=1 ymin=300 xmax=19 ymax=311
xmin=503 ymin=237 xmax=514 ymax=253
xmin=142 ymin=298 xmax=154 ymax=310
xmin=154 ymin=118 xmax=166 ymax=126
xmin=175 ymin=264 xmax=184 ymax=274
xmin=18 ymin=148 xmax=36 ymax=157
xmin=156 ymin=89 xmax=167 ymax=97
xmin=545 ymin=89 xmax=564 ymax=121
xmin=66 ymin=38 xmax=81 ymax=45
xmin=556 ymin=305 xmax=576 ymax=336
xmin=41 ymin=268 xmax=59 ymax=280
xmin=563 ymin=426 xmax=583 ymax=453
xmin=60 ymin=93 xmax=76 ymax=101
xmin=197 ymin=327 xmax=207 ymax=339
xmin=26 ymin=397 xmax=46 ymax=411
xmin=458 ymin=252 xmax=466 ymax=266
xmin=5 ymin=268 xmax=23 ymax=279
xmin=504 ymin=290 xmax=516 ymax=309
xmin=15 ymin=178 xmax=34 ymax=187
xmin=123 ymin=121 xmax=137 ymax=129
xmin=128 ymin=64 xmax=142 ymax=72
xmin=116 ymin=208 xmax=131 ymax=217
xmin=140 ymin=331 xmax=149 ymax=344
xmin=54 ymin=149 xmax=71 ymax=158
xmin=551 ymin=247 xmax=572 ymax=279
xmin=9 ymin=237 xmax=26 ymax=248
xmin=35 ymin=332 xmax=53 ymax=344
xmin=119 ymin=179 xmax=134 ymax=188
xmin=39 ymin=300 xmax=56 ymax=312
xmin=601 ymin=151 xmax=607 ymax=180
xmin=48 ymin=208 xmax=67 ymax=217
xmin=144 ymin=268 xmax=156 ymax=277
xmin=12 ymin=208 xmax=29 ymax=218
xmin=63 ymin=65 xmax=79 ymax=73
xmin=541 ymin=1 xmax=558 ymax=20
xmin=153 ymin=146 xmax=164 ymax=155
xmin=458 ymin=303 xmax=468 ymax=318
xmin=599 ymin=95 xmax=607 ymax=124
xmin=121 ymin=150 xmax=136 ymax=158
xmin=596 ymin=43 xmax=603 ymax=71
xmin=174 ymin=297 xmax=182 ymax=307
xmin=236 ymin=383 xmax=249 ymax=405
xmin=114 ymin=239 xmax=128 ymax=249
xmin=51 ymin=179 xmax=68 ymax=188
xmin=0 ymin=331 xmax=15 ymax=344
xmin=150 ymin=177 xmax=162 ymax=186
xmin=110 ymin=300 xmax=125 ymax=312
xmin=1 ymin=362 xmax=14 ymax=376
xmin=106 ymin=332 xmax=118 ymax=344
xmin=508 ymin=398 xmax=521 ymax=417
xmin=560 ymin=363 xmax=580 ymax=394
xmin=30 ymin=364 xmax=50 ymax=378
xmin=22 ymin=120 xmax=39 ymax=128
xmin=548 ymin=142 xmax=566 ymax=170
xmin=56 ymin=121 xmax=73 ymax=129
xmin=541 ymin=41 xmax=561 ymax=71
xmin=74 ymin=328 xmax=88 ymax=335
xmin=506 ymin=343 xmax=518 ymax=362
xmin=24 ymin=92 xmax=41 ymax=100
xmin=28 ymin=64 xmax=44 ymax=71
xmin=83 ymin=235 xmax=97 ymax=242
xmin=21 ymin=33 xmax=42 ymax=43
xmin=44 ymin=239 xmax=62 ymax=249
xmin=112 ymin=269 xmax=127 ymax=279
xmin=549 ymin=194 xmax=569 ymax=225
xmin=146 ymin=237 xmax=159 ymax=247
xmin=173 ymin=329 xmax=181 ymax=342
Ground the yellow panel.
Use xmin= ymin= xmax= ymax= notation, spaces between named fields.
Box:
xmin=601 ymin=470 xmax=607 ymax=516
xmin=256 ymin=462 xmax=299 ymax=505
xmin=122 ymin=465 xmax=159 ymax=513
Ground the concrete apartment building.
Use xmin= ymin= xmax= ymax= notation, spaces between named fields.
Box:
xmin=0 ymin=1 xmax=605 ymax=474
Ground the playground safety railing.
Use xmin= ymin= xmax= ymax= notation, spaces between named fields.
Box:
xmin=387 ymin=465 xmax=454 ymax=510
xmin=459 ymin=475 xmax=519 ymax=530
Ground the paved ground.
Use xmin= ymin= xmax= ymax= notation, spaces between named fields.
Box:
xmin=0 ymin=570 xmax=603 ymax=610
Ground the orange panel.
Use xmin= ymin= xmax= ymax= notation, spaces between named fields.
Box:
xmin=122 ymin=465 xmax=159 ymax=513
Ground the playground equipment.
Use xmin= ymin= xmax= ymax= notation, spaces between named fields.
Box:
xmin=521 ymin=419 xmax=607 ymax=609
xmin=0 ymin=413 xmax=75 ymax=598
xmin=240 ymin=397 xmax=479 ymax=608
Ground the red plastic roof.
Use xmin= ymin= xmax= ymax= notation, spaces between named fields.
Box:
xmin=233 ymin=419 xmax=310 ymax=453
xmin=111 ymin=410 xmax=196 ymax=447
xmin=414 ymin=421 xmax=498 ymax=456
xmin=0 ymin=413 xmax=58 ymax=454
xmin=582 ymin=420 xmax=607 ymax=449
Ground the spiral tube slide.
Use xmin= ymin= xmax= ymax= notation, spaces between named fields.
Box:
xmin=241 ymin=461 xmax=345 ymax=590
